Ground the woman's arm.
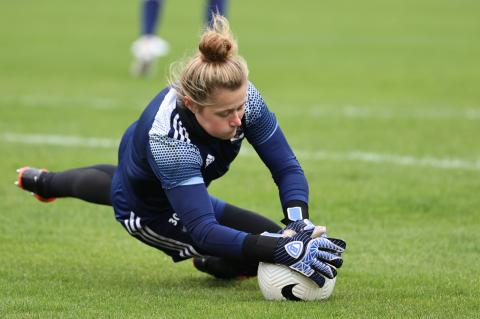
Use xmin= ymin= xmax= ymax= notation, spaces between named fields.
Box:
xmin=244 ymin=83 xmax=309 ymax=224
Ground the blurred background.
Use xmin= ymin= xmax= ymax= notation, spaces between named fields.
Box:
xmin=1 ymin=0 xmax=479 ymax=317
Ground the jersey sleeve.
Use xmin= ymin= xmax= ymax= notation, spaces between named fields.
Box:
xmin=243 ymin=82 xmax=279 ymax=145
xmin=244 ymin=83 xmax=310 ymax=223
xmin=148 ymin=134 xmax=204 ymax=189
xmin=165 ymin=183 xmax=248 ymax=258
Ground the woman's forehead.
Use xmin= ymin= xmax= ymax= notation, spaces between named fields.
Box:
xmin=209 ymin=83 xmax=248 ymax=109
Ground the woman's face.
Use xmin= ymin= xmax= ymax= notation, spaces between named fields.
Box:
xmin=184 ymin=81 xmax=248 ymax=140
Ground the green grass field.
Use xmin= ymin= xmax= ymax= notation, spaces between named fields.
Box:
xmin=1 ymin=0 xmax=479 ymax=317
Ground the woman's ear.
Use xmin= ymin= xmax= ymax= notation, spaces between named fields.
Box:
xmin=183 ymin=96 xmax=198 ymax=114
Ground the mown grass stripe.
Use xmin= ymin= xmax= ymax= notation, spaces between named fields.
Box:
xmin=3 ymin=132 xmax=479 ymax=171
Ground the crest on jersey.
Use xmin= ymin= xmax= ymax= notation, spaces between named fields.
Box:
xmin=205 ymin=154 xmax=215 ymax=168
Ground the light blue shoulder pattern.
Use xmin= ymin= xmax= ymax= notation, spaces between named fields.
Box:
xmin=244 ymin=82 xmax=278 ymax=145
xmin=149 ymin=134 xmax=204 ymax=189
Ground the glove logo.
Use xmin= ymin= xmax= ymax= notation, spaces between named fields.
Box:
xmin=281 ymin=284 xmax=302 ymax=301
xmin=285 ymin=241 xmax=303 ymax=259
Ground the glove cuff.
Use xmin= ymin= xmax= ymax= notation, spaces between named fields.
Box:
xmin=281 ymin=200 xmax=309 ymax=225
xmin=242 ymin=234 xmax=279 ymax=263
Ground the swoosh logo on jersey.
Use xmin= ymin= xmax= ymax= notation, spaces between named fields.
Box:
xmin=205 ymin=154 xmax=215 ymax=168
xmin=281 ymin=284 xmax=302 ymax=301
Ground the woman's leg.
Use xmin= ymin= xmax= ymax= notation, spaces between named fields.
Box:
xmin=193 ymin=197 xmax=282 ymax=278
xmin=218 ymin=203 xmax=282 ymax=234
xmin=17 ymin=165 xmax=116 ymax=206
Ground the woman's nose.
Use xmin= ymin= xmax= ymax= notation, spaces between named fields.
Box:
xmin=230 ymin=112 xmax=242 ymax=126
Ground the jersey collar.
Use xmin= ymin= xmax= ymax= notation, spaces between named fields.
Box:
xmin=176 ymin=100 xmax=217 ymax=144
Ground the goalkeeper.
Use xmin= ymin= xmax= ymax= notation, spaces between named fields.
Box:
xmin=16 ymin=15 xmax=345 ymax=287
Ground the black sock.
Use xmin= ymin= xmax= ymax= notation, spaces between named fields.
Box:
xmin=40 ymin=165 xmax=116 ymax=206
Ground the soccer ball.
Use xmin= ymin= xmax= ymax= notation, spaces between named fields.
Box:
xmin=257 ymin=262 xmax=336 ymax=301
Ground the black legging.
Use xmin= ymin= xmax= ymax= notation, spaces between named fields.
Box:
xmin=41 ymin=164 xmax=115 ymax=206
xmin=40 ymin=165 xmax=281 ymax=234
xmin=39 ymin=164 xmax=281 ymax=276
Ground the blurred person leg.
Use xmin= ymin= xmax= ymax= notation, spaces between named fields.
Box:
xmin=131 ymin=0 xmax=169 ymax=77
xmin=205 ymin=0 xmax=228 ymax=27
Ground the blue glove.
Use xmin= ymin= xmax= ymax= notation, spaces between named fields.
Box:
xmin=271 ymin=228 xmax=346 ymax=287
xmin=284 ymin=219 xmax=347 ymax=259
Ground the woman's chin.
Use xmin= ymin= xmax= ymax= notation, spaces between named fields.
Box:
xmin=215 ymin=130 xmax=237 ymax=140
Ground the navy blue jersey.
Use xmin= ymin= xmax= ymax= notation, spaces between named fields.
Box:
xmin=111 ymin=82 xmax=308 ymax=259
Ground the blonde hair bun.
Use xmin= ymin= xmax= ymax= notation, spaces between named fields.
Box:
xmin=198 ymin=15 xmax=238 ymax=63
xmin=168 ymin=14 xmax=248 ymax=106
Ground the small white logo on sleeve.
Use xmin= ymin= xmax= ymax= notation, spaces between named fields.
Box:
xmin=205 ymin=154 xmax=215 ymax=168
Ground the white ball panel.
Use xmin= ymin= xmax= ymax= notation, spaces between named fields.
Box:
xmin=257 ymin=262 xmax=336 ymax=301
